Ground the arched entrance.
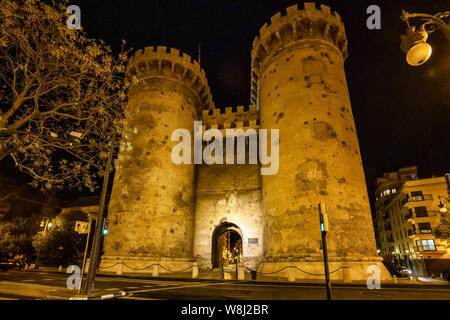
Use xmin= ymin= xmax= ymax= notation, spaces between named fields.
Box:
xmin=211 ymin=222 xmax=243 ymax=269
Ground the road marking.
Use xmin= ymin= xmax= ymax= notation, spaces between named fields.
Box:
xmin=210 ymin=282 xmax=450 ymax=292
xmin=43 ymin=279 xmax=55 ymax=281
xmin=120 ymin=295 xmax=165 ymax=300
xmin=127 ymin=282 xmax=225 ymax=294
xmin=21 ymin=280 xmax=34 ymax=282
xmin=105 ymin=288 xmax=121 ymax=291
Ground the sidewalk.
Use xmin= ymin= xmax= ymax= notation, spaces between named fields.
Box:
xmin=0 ymin=280 xmax=125 ymax=300
xmin=28 ymin=266 xmax=450 ymax=289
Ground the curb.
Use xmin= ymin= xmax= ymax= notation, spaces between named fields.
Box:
xmin=26 ymin=269 xmax=450 ymax=289
xmin=51 ymin=291 xmax=128 ymax=300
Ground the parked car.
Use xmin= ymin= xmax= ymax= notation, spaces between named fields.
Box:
xmin=398 ymin=267 xmax=412 ymax=278
xmin=0 ymin=257 xmax=16 ymax=271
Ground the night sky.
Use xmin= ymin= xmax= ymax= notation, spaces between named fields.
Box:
xmin=1 ymin=0 xmax=449 ymax=207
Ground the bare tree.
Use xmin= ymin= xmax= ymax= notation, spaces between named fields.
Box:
xmin=0 ymin=0 xmax=129 ymax=191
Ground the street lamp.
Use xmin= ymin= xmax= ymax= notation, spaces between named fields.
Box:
xmin=400 ymin=10 xmax=450 ymax=66
xmin=34 ymin=218 xmax=53 ymax=270
xmin=438 ymin=195 xmax=448 ymax=213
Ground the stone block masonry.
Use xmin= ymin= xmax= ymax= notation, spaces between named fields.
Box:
xmin=101 ymin=3 xmax=391 ymax=281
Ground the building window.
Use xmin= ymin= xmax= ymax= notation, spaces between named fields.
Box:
xmin=411 ymin=191 xmax=424 ymax=201
xmin=418 ymin=222 xmax=432 ymax=234
xmin=414 ymin=206 xmax=428 ymax=217
xmin=421 ymin=239 xmax=436 ymax=251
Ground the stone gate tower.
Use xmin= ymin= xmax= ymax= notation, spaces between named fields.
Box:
xmin=252 ymin=3 xmax=389 ymax=279
xmin=101 ymin=47 xmax=214 ymax=271
xmin=99 ymin=2 xmax=391 ymax=281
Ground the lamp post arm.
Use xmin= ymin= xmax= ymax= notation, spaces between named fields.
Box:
xmin=402 ymin=11 xmax=450 ymax=41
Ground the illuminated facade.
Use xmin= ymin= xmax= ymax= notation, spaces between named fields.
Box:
xmin=99 ymin=3 xmax=391 ymax=281
xmin=374 ymin=167 xmax=450 ymax=277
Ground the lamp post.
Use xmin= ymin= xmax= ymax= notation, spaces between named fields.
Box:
xmin=400 ymin=10 xmax=450 ymax=66
xmin=438 ymin=195 xmax=448 ymax=213
xmin=318 ymin=203 xmax=331 ymax=301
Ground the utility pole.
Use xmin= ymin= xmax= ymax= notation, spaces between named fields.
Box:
xmin=84 ymin=131 xmax=116 ymax=296
xmin=319 ymin=203 xmax=332 ymax=300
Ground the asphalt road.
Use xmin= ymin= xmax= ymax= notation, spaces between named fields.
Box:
xmin=1 ymin=270 xmax=450 ymax=300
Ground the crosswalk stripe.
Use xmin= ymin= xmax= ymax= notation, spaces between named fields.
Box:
xmin=120 ymin=295 xmax=165 ymax=300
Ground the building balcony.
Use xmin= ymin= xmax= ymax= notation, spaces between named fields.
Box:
xmin=412 ymin=245 xmax=448 ymax=254
xmin=408 ymin=229 xmax=433 ymax=237
xmin=406 ymin=211 xmax=439 ymax=224
xmin=403 ymin=194 xmax=433 ymax=206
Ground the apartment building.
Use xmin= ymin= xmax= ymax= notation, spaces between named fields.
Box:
xmin=374 ymin=167 xmax=450 ymax=277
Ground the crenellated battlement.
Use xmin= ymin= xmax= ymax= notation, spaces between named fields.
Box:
xmin=250 ymin=3 xmax=348 ymax=104
xmin=202 ymin=105 xmax=258 ymax=117
xmin=201 ymin=105 xmax=260 ymax=132
xmin=127 ymin=46 xmax=215 ymax=110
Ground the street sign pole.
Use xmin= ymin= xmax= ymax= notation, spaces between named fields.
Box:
xmin=319 ymin=203 xmax=332 ymax=301
xmin=84 ymin=131 xmax=116 ymax=296
xmin=77 ymin=218 xmax=92 ymax=295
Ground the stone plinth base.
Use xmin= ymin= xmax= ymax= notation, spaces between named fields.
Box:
xmin=100 ymin=255 xmax=195 ymax=274
xmin=258 ymin=259 xmax=392 ymax=281
xmin=196 ymin=256 xmax=262 ymax=271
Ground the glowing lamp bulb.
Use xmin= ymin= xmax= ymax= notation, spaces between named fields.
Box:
xmin=406 ymin=42 xmax=432 ymax=66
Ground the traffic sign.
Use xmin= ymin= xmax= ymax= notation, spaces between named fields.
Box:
xmin=75 ymin=221 xmax=90 ymax=234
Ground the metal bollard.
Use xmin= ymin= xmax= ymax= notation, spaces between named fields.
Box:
xmin=58 ymin=265 xmax=62 ymax=272
xmin=192 ymin=262 xmax=199 ymax=279
xmin=238 ymin=263 xmax=245 ymax=280
xmin=116 ymin=262 xmax=123 ymax=275
xmin=152 ymin=263 xmax=159 ymax=277
xmin=24 ymin=264 xmax=29 ymax=270
xmin=392 ymin=275 xmax=398 ymax=284
xmin=287 ymin=263 xmax=295 ymax=282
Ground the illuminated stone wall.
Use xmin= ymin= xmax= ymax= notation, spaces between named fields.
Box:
xmin=100 ymin=3 xmax=392 ymax=280
xmin=251 ymin=3 xmax=390 ymax=279
xmin=101 ymin=47 xmax=214 ymax=271
xmin=193 ymin=106 xmax=264 ymax=270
